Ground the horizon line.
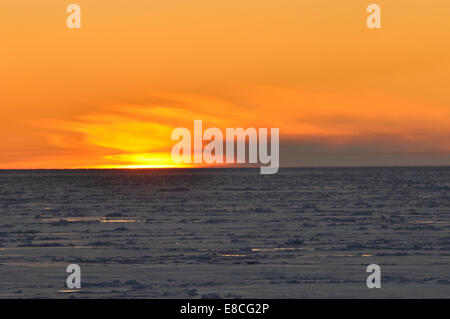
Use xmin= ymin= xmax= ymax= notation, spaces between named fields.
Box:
xmin=1 ymin=164 xmax=450 ymax=170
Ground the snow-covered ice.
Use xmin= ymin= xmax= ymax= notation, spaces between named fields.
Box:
xmin=0 ymin=167 xmax=449 ymax=298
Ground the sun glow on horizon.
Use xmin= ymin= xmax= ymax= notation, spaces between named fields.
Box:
xmin=91 ymin=164 xmax=188 ymax=169
xmin=99 ymin=152 xmax=183 ymax=169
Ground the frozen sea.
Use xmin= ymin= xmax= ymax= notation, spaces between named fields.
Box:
xmin=0 ymin=167 xmax=449 ymax=298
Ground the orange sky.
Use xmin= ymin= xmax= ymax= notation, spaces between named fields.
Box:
xmin=1 ymin=0 xmax=450 ymax=168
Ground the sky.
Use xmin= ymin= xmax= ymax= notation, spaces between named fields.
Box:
xmin=1 ymin=0 xmax=450 ymax=168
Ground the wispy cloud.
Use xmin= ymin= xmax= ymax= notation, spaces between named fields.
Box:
xmin=6 ymin=87 xmax=450 ymax=168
